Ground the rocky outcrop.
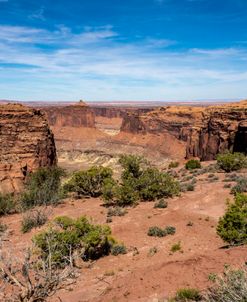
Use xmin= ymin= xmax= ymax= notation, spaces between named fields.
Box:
xmin=0 ymin=104 xmax=57 ymax=193
xmin=42 ymin=101 xmax=95 ymax=128
xmin=120 ymin=101 xmax=247 ymax=160
xmin=185 ymin=103 xmax=247 ymax=160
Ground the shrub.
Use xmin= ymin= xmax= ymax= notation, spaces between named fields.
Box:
xmin=204 ymin=267 xmax=247 ymax=302
xmin=148 ymin=246 xmax=158 ymax=257
xmin=147 ymin=226 xmax=166 ymax=237
xmin=217 ymin=193 xmax=247 ymax=245
xmin=186 ymin=183 xmax=195 ymax=191
xmin=154 ymin=199 xmax=168 ymax=209
xmin=21 ymin=209 xmax=48 ymax=233
xmin=21 ymin=167 xmax=65 ymax=209
xmin=33 ymin=216 xmax=117 ymax=267
xmin=185 ymin=159 xmax=201 ymax=170
xmin=107 ymin=207 xmax=127 ymax=217
xmin=119 ymin=154 xmax=146 ymax=180
xmin=175 ymin=288 xmax=202 ymax=301
xmin=102 ymin=178 xmax=118 ymax=204
xmin=0 ymin=193 xmax=15 ymax=216
xmin=169 ymin=161 xmax=179 ymax=169
xmin=231 ymin=176 xmax=247 ymax=195
xmin=170 ymin=241 xmax=182 ymax=253
xmin=111 ymin=244 xmax=127 ymax=256
xmin=223 ymin=173 xmax=239 ymax=182
xmin=217 ymin=152 xmax=247 ymax=172
xmin=102 ymin=155 xmax=180 ymax=206
xmin=138 ymin=168 xmax=180 ymax=201
xmin=165 ymin=226 xmax=176 ymax=235
xmin=64 ymin=166 xmax=114 ymax=198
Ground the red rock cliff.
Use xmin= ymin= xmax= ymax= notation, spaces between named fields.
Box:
xmin=120 ymin=101 xmax=247 ymax=160
xmin=43 ymin=102 xmax=95 ymax=128
xmin=0 ymin=104 xmax=57 ymax=193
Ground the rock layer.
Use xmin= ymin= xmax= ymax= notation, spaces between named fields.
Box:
xmin=0 ymin=104 xmax=57 ymax=193
xmin=43 ymin=101 xmax=95 ymax=128
xmin=120 ymin=101 xmax=247 ymax=160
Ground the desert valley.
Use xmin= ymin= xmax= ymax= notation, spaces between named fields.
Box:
xmin=0 ymin=99 xmax=247 ymax=301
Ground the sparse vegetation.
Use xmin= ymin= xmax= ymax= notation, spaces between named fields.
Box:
xmin=154 ymin=198 xmax=168 ymax=209
xmin=148 ymin=226 xmax=167 ymax=237
xmin=205 ymin=267 xmax=247 ymax=302
xmin=33 ymin=215 xmax=117 ymax=267
xmin=21 ymin=167 xmax=65 ymax=210
xmin=111 ymin=244 xmax=127 ymax=256
xmin=107 ymin=206 xmax=127 ymax=217
xmin=170 ymin=241 xmax=182 ymax=253
xmin=148 ymin=225 xmax=176 ymax=237
xmin=165 ymin=226 xmax=176 ymax=235
xmin=174 ymin=288 xmax=202 ymax=301
xmin=217 ymin=152 xmax=247 ymax=172
xmin=148 ymin=246 xmax=158 ymax=257
xmin=185 ymin=159 xmax=201 ymax=170
xmin=230 ymin=176 xmax=247 ymax=195
xmin=169 ymin=161 xmax=179 ymax=169
xmin=0 ymin=193 xmax=15 ymax=216
xmin=217 ymin=193 xmax=247 ymax=245
xmin=21 ymin=208 xmax=48 ymax=233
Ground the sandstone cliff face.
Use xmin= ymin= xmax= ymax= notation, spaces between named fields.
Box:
xmin=0 ymin=104 xmax=57 ymax=193
xmin=185 ymin=104 xmax=247 ymax=160
xmin=43 ymin=102 xmax=95 ymax=128
xmin=120 ymin=101 xmax=247 ymax=160
xmin=92 ymin=107 xmax=152 ymax=119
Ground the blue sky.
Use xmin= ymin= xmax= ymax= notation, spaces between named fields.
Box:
xmin=0 ymin=0 xmax=247 ymax=101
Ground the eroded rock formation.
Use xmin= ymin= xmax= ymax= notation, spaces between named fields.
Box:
xmin=43 ymin=101 xmax=95 ymax=128
xmin=0 ymin=104 xmax=57 ymax=193
xmin=120 ymin=101 xmax=247 ymax=160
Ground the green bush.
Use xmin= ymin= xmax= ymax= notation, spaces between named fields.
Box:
xmin=147 ymin=225 xmax=176 ymax=237
xmin=21 ymin=167 xmax=65 ymax=210
xmin=0 ymin=193 xmax=15 ymax=216
xmin=169 ymin=161 xmax=179 ymax=169
xmin=64 ymin=166 xmax=114 ymax=198
xmin=114 ymin=181 xmax=139 ymax=206
xmin=111 ymin=244 xmax=127 ymax=256
xmin=205 ymin=267 xmax=247 ymax=302
xmin=107 ymin=207 xmax=127 ymax=217
xmin=154 ymin=198 xmax=168 ymax=209
xmin=33 ymin=216 xmax=117 ymax=267
xmin=138 ymin=168 xmax=180 ymax=201
xmin=185 ymin=159 xmax=201 ymax=170
xmin=21 ymin=209 xmax=48 ymax=233
xmin=217 ymin=152 xmax=247 ymax=172
xmin=217 ymin=193 xmax=247 ymax=245
xmin=231 ymin=177 xmax=247 ymax=195
xmin=175 ymin=288 xmax=202 ymax=301
xmin=170 ymin=241 xmax=182 ymax=253
xmin=165 ymin=226 xmax=176 ymax=235
xmin=148 ymin=226 xmax=166 ymax=237
xmin=119 ymin=154 xmax=146 ymax=180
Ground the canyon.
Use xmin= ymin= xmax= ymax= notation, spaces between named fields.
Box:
xmin=40 ymin=100 xmax=247 ymax=171
xmin=1 ymin=99 xmax=247 ymax=192
xmin=0 ymin=103 xmax=57 ymax=193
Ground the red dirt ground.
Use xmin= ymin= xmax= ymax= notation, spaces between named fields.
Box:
xmin=1 ymin=168 xmax=247 ymax=302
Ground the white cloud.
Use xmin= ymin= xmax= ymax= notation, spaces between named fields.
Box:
xmin=0 ymin=24 xmax=246 ymax=101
